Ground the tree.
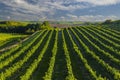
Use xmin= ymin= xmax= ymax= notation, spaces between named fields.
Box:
xmin=103 ymin=19 xmax=112 ymax=24
xmin=42 ymin=21 xmax=50 ymax=27
xmin=41 ymin=21 xmax=51 ymax=29
xmin=35 ymin=23 xmax=41 ymax=30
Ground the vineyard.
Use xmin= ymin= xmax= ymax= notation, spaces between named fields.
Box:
xmin=0 ymin=33 xmax=27 ymax=50
xmin=0 ymin=26 xmax=120 ymax=80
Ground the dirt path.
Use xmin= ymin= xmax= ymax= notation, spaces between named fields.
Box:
xmin=0 ymin=31 xmax=39 ymax=53
xmin=0 ymin=43 xmax=19 ymax=53
xmin=0 ymin=37 xmax=28 ymax=53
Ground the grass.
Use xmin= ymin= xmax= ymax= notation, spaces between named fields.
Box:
xmin=0 ymin=33 xmax=28 ymax=49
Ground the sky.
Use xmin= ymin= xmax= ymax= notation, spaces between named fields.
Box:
xmin=0 ymin=0 xmax=120 ymax=21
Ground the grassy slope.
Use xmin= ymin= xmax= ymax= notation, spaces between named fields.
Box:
xmin=0 ymin=33 xmax=28 ymax=49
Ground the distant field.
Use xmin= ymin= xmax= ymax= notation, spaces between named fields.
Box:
xmin=0 ymin=33 xmax=28 ymax=49
xmin=0 ymin=27 xmax=120 ymax=80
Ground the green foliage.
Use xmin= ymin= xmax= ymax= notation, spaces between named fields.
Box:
xmin=62 ymin=30 xmax=77 ymax=80
xmin=0 ymin=26 xmax=120 ymax=80
xmin=0 ymin=33 xmax=27 ymax=49
xmin=41 ymin=21 xmax=52 ymax=30
xmin=43 ymin=31 xmax=58 ymax=80
xmin=21 ymin=30 xmax=53 ymax=80
xmin=102 ymin=19 xmax=112 ymax=24
xmin=102 ymin=20 xmax=120 ymax=31
xmin=0 ymin=21 xmax=54 ymax=33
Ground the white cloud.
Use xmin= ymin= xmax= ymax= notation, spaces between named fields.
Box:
xmin=79 ymin=15 xmax=118 ymax=21
xmin=66 ymin=14 xmax=118 ymax=21
xmin=0 ymin=0 xmax=120 ymax=21
xmin=67 ymin=14 xmax=78 ymax=18
xmin=1 ymin=0 xmax=50 ymax=13
xmin=76 ymin=0 xmax=120 ymax=6
xmin=7 ymin=16 xmax=11 ymax=19
xmin=67 ymin=14 xmax=78 ymax=20
xmin=46 ymin=2 xmax=88 ymax=11
xmin=1 ymin=0 xmax=120 ymax=13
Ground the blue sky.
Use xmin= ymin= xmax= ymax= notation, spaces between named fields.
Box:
xmin=0 ymin=0 xmax=120 ymax=21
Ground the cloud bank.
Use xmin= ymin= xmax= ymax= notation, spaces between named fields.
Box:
xmin=67 ymin=14 xmax=118 ymax=21
xmin=0 ymin=0 xmax=120 ymax=21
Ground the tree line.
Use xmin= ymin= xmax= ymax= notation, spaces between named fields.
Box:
xmin=0 ymin=21 xmax=52 ymax=34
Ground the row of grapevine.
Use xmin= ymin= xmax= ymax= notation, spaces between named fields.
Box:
xmin=0 ymin=31 xmax=42 ymax=61
xmin=66 ymin=29 xmax=104 ymax=80
xmin=0 ymin=31 xmax=45 ymax=69
xmin=62 ymin=30 xmax=77 ymax=80
xmin=51 ymin=30 xmax=68 ymax=80
xmin=75 ymin=28 xmax=120 ymax=66
xmin=0 ymin=26 xmax=120 ymax=80
xmin=80 ymin=27 xmax=120 ymax=59
xmin=20 ymin=30 xmax=53 ymax=80
xmin=90 ymin=27 xmax=120 ymax=44
xmin=70 ymin=28 xmax=120 ymax=79
xmin=84 ymin=27 xmax=120 ymax=50
xmin=97 ymin=27 xmax=120 ymax=39
xmin=103 ymin=27 xmax=120 ymax=35
xmin=0 ymin=30 xmax=49 ymax=80
xmin=83 ymin=27 xmax=120 ymax=56
xmin=43 ymin=31 xmax=58 ymax=80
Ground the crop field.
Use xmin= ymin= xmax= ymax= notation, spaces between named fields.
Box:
xmin=0 ymin=33 xmax=28 ymax=49
xmin=0 ymin=27 xmax=120 ymax=80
